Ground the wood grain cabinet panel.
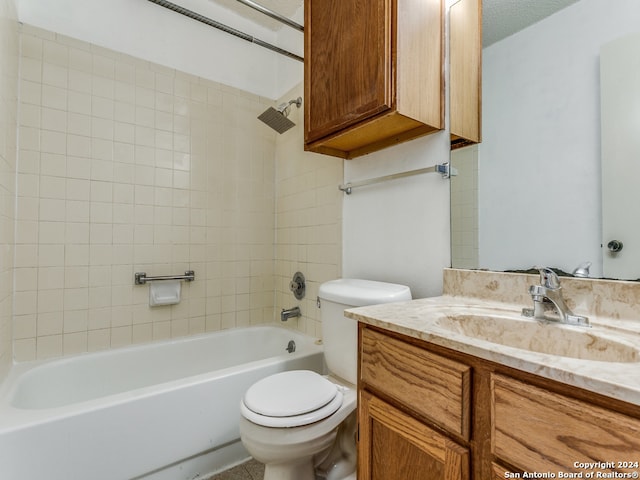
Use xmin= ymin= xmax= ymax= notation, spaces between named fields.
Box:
xmin=304 ymin=0 xmax=444 ymax=159
xmin=357 ymin=324 xmax=640 ymax=480
xmin=360 ymin=327 xmax=471 ymax=440
xmin=491 ymin=374 xmax=640 ymax=475
xmin=359 ymin=390 xmax=470 ymax=480
xmin=449 ymin=0 xmax=482 ymax=148
xmin=304 ymin=0 xmax=391 ymax=144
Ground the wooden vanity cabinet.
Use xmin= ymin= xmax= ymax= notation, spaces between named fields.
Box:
xmin=304 ymin=0 xmax=444 ymax=159
xmin=491 ymin=374 xmax=640 ymax=476
xmin=359 ymin=390 xmax=470 ymax=480
xmin=358 ymin=326 xmax=471 ymax=480
xmin=357 ymin=324 xmax=640 ymax=480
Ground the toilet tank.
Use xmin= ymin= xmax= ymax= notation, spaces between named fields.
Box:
xmin=318 ymin=279 xmax=412 ymax=384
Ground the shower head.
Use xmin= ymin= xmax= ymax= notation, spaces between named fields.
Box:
xmin=258 ymin=97 xmax=302 ymax=134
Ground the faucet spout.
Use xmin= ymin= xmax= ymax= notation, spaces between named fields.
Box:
xmin=523 ymin=267 xmax=590 ymax=327
xmin=281 ymin=306 xmax=301 ymax=322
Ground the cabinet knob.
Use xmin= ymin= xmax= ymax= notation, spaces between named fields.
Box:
xmin=607 ymin=240 xmax=624 ymax=253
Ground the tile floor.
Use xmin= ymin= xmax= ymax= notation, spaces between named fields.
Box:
xmin=207 ymin=459 xmax=264 ymax=480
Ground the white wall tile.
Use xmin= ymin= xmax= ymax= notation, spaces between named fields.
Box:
xmin=15 ymin=27 xmax=281 ymax=360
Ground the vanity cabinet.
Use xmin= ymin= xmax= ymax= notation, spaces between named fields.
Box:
xmin=303 ymin=0 xmax=444 ymax=159
xmin=358 ymin=327 xmax=470 ymax=479
xmin=359 ymin=390 xmax=470 ymax=480
xmin=491 ymin=374 xmax=640 ymax=476
xmin=357 ymin=324 xmax=640 ymax=480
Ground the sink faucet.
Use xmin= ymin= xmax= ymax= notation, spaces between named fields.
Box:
xmin=281 ymin=306 xmax=301 ymax=322
xmin=523 ymin=267 xmax=590 ymax=327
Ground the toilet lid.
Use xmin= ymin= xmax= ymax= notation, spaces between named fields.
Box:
xmin=241 ymin=388 xmax=343 ymax=427
xmin=243 ymin=370 xmax=338 ymax=417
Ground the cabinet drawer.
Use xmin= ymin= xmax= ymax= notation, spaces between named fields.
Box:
xmin=491 ymin=374 xmax=640 ymax=474
xmin=360 ymin=327 xmax=471 ymax=439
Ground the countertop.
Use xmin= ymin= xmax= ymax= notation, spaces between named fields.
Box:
xmin=346 ymin=295 xmax=640 ymax=407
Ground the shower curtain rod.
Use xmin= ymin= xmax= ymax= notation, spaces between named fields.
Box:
xmin=147 ymin=0 xmax=304 ymax=62
xmin=234 ymin=0 xmax=304 ymax=32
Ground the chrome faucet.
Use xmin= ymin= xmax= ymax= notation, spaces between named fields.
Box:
xmin=522 ymin=267 xmax=590 ymax=327
xmin=281 ymin=306 xmax=301 ymax=322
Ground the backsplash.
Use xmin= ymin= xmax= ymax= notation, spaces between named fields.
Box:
xmin=13 ymin=25 xmax=279 ymax=360
xmin=444 ymin=268 xmax=640 ymax=321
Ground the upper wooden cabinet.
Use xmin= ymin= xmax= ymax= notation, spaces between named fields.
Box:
xmin=449 ymin=0 xmax=482 ymax=148
xmin=304 ymin=0 xmax=444 ymax=159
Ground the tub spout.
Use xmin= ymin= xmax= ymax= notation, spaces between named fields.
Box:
xmin=281 ymin=306 xmax=301 ymax=321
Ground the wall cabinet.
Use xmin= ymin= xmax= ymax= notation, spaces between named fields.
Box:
xmin=449 ymin=0 xmax=482 ymax=148
xmin=358 ymin=324 xmax=640 ymax=479
xmin=304 ymin=0 xmax=444 ymax=159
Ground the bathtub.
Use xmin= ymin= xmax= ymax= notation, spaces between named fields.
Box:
xmin=0 ymin=325 xmax=325 ymax=480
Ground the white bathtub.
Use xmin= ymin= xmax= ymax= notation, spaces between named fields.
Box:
xmin=0 ymin=325 xmax=325 ymax=480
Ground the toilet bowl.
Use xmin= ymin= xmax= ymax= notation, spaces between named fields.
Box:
xmin=240 ymin=373 xmax=356 ymax=480
xmin=239 ymin=278 xmax=412 ymax=480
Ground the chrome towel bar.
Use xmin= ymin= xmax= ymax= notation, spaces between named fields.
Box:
xmin=135 ymin=271 xmax=195 ymax=285
xmin=338 ymin=163 xmax=457 ymax=195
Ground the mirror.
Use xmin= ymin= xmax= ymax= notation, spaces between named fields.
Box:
xmin=450 ymin=0 xmax=640 ymax=280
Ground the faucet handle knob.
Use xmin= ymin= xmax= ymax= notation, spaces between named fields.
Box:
xmin=536 ymin=267 xmax=561 ymax=289
xmin=289 ymin=272 xmax=306 ymax=300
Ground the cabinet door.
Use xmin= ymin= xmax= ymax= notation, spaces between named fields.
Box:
xmin=359 ymin=390 xmax=469 ymax=480
xmin=449 ymin=0 xmax=481 ymax=147
xmin=492 ymin=374 xmax=640 ymax=475
xmin=304 ymin=0 xmax=393 ymax=143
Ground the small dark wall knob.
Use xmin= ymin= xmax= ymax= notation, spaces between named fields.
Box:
xmin=607 ymin=240 xmax=624 ymax=253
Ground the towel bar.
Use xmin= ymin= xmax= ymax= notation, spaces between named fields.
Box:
xmin=135 ymin=271 xmax=195 ymax=285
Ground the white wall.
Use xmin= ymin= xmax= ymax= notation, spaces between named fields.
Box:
xmin=479 ymin=0 xmax=640 ymax=276
xmin=342 ymin=4 xmax=452 ymax=300
xmin=343 ymin=132 xmax=451 ymax=299
xmin=276 ymin=5 xmax=304 ymax=101
xmin=18 ymin=0 xmax=303 ymax=99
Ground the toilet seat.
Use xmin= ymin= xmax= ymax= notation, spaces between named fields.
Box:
xmin=241 ymin=370 xmax=344 ymax=428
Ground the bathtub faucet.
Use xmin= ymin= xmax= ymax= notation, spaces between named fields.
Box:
xmin=281 ymin=306 xmax=301 ymax=322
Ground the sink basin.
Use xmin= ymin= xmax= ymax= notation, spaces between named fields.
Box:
xmin=434 ymin=310 xmax=639 ymax=363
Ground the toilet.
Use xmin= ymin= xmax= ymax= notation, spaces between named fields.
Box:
xmin=239 ymin=278 xmax=412 ymax=480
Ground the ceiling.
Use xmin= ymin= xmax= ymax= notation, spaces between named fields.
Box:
xmin=482 ymin=0 xmax=581 ymax=46
xmin=208 ymin=0 xmax=581 ymax=47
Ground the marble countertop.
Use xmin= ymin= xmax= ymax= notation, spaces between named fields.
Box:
xmin=346 ymin=295 xmax=640 ymax=407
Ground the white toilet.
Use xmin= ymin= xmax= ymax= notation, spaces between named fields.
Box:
xmin=239 ymin=278 xmax=411 ymax=480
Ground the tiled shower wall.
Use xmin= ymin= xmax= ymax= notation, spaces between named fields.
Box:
xmin=274 ymin=85 xmax=343 ymax=338
xmin=450 ymin=145 xmax=478 ymax=270
xmin=13 ymin=25 xmax=278 ymax=361
xmin=0 ymin=0 xmax=17 ymax=376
